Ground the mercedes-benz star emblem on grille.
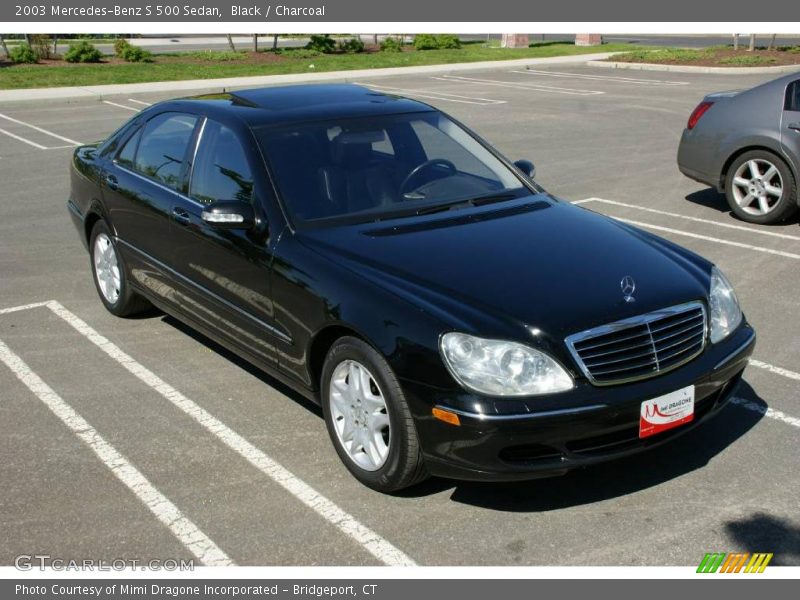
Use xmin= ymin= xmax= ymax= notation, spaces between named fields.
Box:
xmin=620 ymin=275 xmax=636 ymax=303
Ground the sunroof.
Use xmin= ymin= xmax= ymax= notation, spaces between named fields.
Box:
xmin=230 ymin=84 xmax=392 ymax=111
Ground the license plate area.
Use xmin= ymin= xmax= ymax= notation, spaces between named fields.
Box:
xmin=639 ymin=385 xmax=695 ymax=439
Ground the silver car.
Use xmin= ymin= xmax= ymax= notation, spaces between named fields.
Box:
xmin=678 ymin=72 xmax=800 ymax=224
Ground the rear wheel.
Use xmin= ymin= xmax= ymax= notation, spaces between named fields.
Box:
xmin=89 ymin=220 xmax=151 ymax=317
xmin=725 ymin=150 xmax=797 ymax=224
xmin=321 ymin=336 xmax=428 ymax=492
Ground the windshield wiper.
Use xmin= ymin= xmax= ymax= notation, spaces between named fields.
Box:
xmin=413 ymin=192 xmax=517 ymax=216
xmin=414 ymin=203 xmax=460 ymax=216
xmin=470 ymin=192 xmax=518 ymax=206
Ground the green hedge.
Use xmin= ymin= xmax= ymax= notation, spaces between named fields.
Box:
xmin=64 ymin=41 xmax=103 ymax=63
xmin=413 ymin=34 xmax=461 ymax=51
xmin=9 ymin=44 xmax=39 ymax=64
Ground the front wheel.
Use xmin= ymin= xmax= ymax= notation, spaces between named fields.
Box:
xmin=321 ymin=336 xmax=428 ymax=492
xmin=725 ymin=150 xmax=797 ymax=224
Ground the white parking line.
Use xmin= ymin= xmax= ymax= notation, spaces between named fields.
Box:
xmin=0 ymin=112 xmax=81 ymax=145
xmin=594 ymin=215 xmax=800 ymax=260
xmin=102 ymin=100 xmax=140 ymax=112
xmin=359 ymin=82 xmax=506 ymax=105
xmin=127 ymin=99 xmax=153 ymax=107
xmin=0 ymin=127 xmax=48 ymax=150
xmin=749 ymin=359 xmax=800 ymax=383
xmin=511 ymin=69 xmax=690 ymax=86
xmin=0 ymin=301 xmax=50 ymax=315
xmin=42 ymin=300 xmax=416 ymax=567
xmin=0 ymin=337 xmax=233 ymax=566
xmin=731 ymin=397 xmax=800 ymax=429
xmin=432 ymin=75 xmax=605 ymax=96
xmin=583 ymin=198 xmax=800 ymax=242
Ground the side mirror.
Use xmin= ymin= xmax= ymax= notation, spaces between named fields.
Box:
xmin=513 ymin=159 xmax=536 ymax=180
xmin=201 ymin=200 xmax=255 ymax=230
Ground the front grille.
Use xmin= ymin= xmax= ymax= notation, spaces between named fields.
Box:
xmin=566 ymin=302 xmax=706 ymax=385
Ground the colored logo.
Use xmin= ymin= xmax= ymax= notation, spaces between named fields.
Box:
xmin=697 ymin=552 xmax=773 ymax=573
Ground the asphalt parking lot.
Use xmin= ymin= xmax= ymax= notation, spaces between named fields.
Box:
xmin=1 ymin=63 xmax=799 ymax=567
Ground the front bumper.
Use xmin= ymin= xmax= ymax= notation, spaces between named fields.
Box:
xmin=405 ymin=323 xmax=755 ymax=482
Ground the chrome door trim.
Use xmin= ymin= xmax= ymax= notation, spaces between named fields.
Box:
xmin=116 ymin=237 xmax=292 ymax=344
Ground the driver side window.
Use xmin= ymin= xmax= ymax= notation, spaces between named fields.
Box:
xmin=189 ymin=120 xmax=254 ymax=206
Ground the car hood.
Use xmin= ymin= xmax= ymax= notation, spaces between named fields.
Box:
xmin=298 ymin=195 xmax=711 ymax=342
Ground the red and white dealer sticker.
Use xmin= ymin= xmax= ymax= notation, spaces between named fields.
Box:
xmin=639 ymin=385 xmax=695 ymax=438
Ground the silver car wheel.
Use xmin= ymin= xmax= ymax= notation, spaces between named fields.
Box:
xmin=93 ymin=233 xmax=121 ymax=304
xmin=731 ymin=159 xmax=784 ymax=216
xmin=329 ymin=359 xmax=391 ymax=472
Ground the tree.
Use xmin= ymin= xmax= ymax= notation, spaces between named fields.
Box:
xmin=748 ymin=34 xmax=756 ymax=51
xmin=0 ymin=34 xmax=9 ymax=59
xmin=252 ymin=34 xmax=258 ymax=52
xmin=226 ymin=34 xmax=236 ymax=52
xmin=272 ymin=34 xmax=279 ymax=50
xmin=733 ymin=33 xmax=739 ymax=50
xmin=767 ymin=34 xmax=777 ymax=50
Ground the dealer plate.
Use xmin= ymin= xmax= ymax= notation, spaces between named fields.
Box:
xmin=639 ymin=385 xmax=695 ymax=439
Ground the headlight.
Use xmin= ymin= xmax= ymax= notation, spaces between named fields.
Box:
xmin=708 ymin=266 xmax=742 ymax=343
xmin=439 ymin=332 xmax=573 ymax=396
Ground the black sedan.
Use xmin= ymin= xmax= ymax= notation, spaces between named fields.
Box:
xmin=68 ymin=84 xmax=755 ymax=492
xmin=678 ymin=71 xmax=800 ymax=224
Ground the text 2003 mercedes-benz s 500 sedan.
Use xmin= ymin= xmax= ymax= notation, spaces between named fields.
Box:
xmin=68 ymin=84 xmax=755 ymax=492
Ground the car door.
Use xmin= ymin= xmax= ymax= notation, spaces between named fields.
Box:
xmin=165 ymin=117 xmax=283 ymax=368
xmin=102 ymin=111 xmax=200 ymax=301
xmin=781 ymin=79 xmax=800 ymax=179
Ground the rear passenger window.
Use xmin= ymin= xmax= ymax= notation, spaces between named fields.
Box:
xmin=189 ymin=121 xmax=254 ymax=205
xmin=134 ymin=113 xmax=198 ymax=190
xmin=116 ymin=127 xmax=142 ymax=169
xmin=787 ymin=81 xmax=800 ymax=112
xmin=102 ymin=121 xmax=136 ymax=158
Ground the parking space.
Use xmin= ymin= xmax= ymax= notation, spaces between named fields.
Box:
xmin=2 ymin=63 xmax=800 ymax=566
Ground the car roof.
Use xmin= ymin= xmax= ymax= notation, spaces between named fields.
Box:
xmin=158 ymin=84 xmax=437 ymax=128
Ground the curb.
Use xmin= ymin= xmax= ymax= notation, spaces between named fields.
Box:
xmin=589 ymin=60 xmax=800 ymax=75
xmin=0 ymin=52 xmax=617 ymax=103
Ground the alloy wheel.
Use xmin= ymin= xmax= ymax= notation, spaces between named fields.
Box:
xmin=731 ymin=158 xmax=784 ymax=216
xmin=328 ymin=359 xmax=391 ymax=471
xmin=93 ymin=233 xmax=121 ymax=304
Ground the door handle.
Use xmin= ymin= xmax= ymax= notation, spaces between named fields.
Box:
xmin=105 ymin=174 xmax=119 ymax=190
xmin=172 ymin=207 xmax=191 ymax=225
xmin=789 ymin=122 xmax=800 ymax=132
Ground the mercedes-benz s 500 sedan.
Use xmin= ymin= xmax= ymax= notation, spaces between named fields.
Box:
xmin=69 ymin=84 xmax=755 ymax=492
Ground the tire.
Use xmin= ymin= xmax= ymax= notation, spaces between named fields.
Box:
xmin=725 ymin=150 xmax=798 ymax=224
xmin=89 ymin=220 xmax=151 ymax=317
xmin=321 ymin=336 xmax=428 ymax=492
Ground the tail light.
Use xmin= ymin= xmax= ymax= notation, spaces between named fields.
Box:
xmin=687 ymin=101 xmax=714 ymax=130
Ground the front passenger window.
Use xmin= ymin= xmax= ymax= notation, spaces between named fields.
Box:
xmin=189 ymin=121 xmax=254 ymax=205
xmin=134 ymin=113 xmax=198 ymax=190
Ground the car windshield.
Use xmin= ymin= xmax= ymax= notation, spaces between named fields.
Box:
xmin=255 ymin=111 xmax=528 ymax=225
